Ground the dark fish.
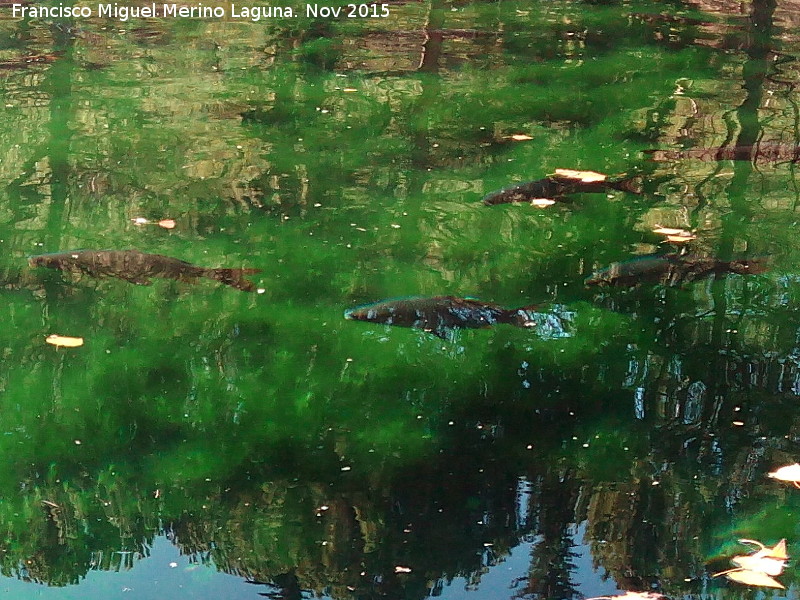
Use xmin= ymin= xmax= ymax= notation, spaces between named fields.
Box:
xmin=645 ymin=144 xmax=800 ymax=163
xmin=482 ymin=174 xmax=640 ymax=206
xmin=28 ymin=249 xmax=261 ymax=292
xmin=344 ymin=296 xmax=537 ymax=337
xmin=0 ymin=53 xmax=61 ymax=70
xmin=585 ymin=253 xmax=768 ymax=287
xmin=626 ymin=12 xmax=713 ymax=27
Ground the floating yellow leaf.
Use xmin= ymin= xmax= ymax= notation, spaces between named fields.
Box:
xmin=587 ymin=592 xmax=665 ymax=600
xmin=652 ymin=224 xmax=687 ymax=236
xmin=509 ymin=134 xmax=533 ymax=141
xmin=552 ymin=168 xmax=608 ymax=183
xmin=742 ymin=538 xmax=789 ymax=561
xmin=131 ymin=217 xmax=176 ymax=230
xmin=724 ymin=569 xmax=784 ymax=589
xmin=715 ymin=539 xmax=789 ymax=588
xmin=45 ymin=334 xmax=84 ymax=348
xmin=768 ymin=464 xmax=800 ymax=487
xmin=653 ymin=224 xmax=696 ymax=242
xmin=666 ymin=234 xmax=696 ymax=243
xmin=530 ymin=198 xmax=557 ymax=207
xmin=766 ymin=539 xmax=788 ymax=560
xmin=732 ymin=554 xmax=786 ymax=576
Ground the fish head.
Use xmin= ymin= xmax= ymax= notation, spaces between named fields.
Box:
xmin=585 ymin=261 xmax=630 ymax=286
xmin=28 ymin=254 xmax=59 ymax=269
xmin=344 ymin=298 xmax=429 ymax=328
xmin=29 ymin=251 xmax=86 ymax=269
xmin=344 ymin=303 xmax=397 ymax=325
xmin=584 ymin=271 xmax=610 ymax=286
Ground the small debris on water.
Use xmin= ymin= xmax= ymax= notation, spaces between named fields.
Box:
xmin=653 ymin=224 xmax=691 ymax=236
xmin=131 ymin=217 xmax=176 ymax=229
xmin=666 ymin=234 xmax=696 ymax=243
xmin=552 ymin=168 xmax=607 ymax=182
xmin=46 ymin=335 xmax=84 ymax=348
xmin=768 ymin=463 xmax=800 ymax=487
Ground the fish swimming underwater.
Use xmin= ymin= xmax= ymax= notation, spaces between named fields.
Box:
xmin=344 ymin=296 xmax=538 ymax=338
xmin=645 ymin=144 xmax=800 ymax=163
xmin=585 ymin=253 xmax=768 ymax=287
xmin=28 ymin=249 xmax=261 ymax=292
xmin=482 ymin=171 xmax=640 ymax=206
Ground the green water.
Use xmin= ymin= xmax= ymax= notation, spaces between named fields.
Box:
xmin=1 ymin=0 xmax=800 ymax=598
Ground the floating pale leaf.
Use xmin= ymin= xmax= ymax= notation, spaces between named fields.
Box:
xmin=552 ymin=168 xmax=607 ymax=183
xmin=744 ymin=538 xmax=789 ymax=561
xmin=652 ymin=224 xmax=688 ymax=236
xmin=768 ymin=464 xmax=800 ymax=487
xmin=530 ymin=198 xmax=557 ymax=207
xmin=666 ymin=234 xmax=696 ymax=243
xmin=724 ymin=569 xmax=784 ymax=589
xmin=732 ymin=554 xmax=786 ymax=576
xmin=132 ymin=217 xmax=176 ymax=229
xmin=510 ymin=134 xmax=533 ymax=141
xmin=652 ymin=225 xmax=696 ymax=242
xmin=45 ymin=334 xmax=84 ymax=348
xmin=587 ymin=592 xmax=666 ymax=600
xmin=766 ymin=539 xmax=788 ymax=560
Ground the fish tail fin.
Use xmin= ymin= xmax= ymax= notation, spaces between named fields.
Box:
xmin=209 ymin=268 xmax=262 ymax=292
xmin=507 ymin=305 xmax=539 ymax=328
xmin=726 ymin=256 xmax=770 ymax=275
xmin=608 ymin=175 xmax=643 ymax=194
